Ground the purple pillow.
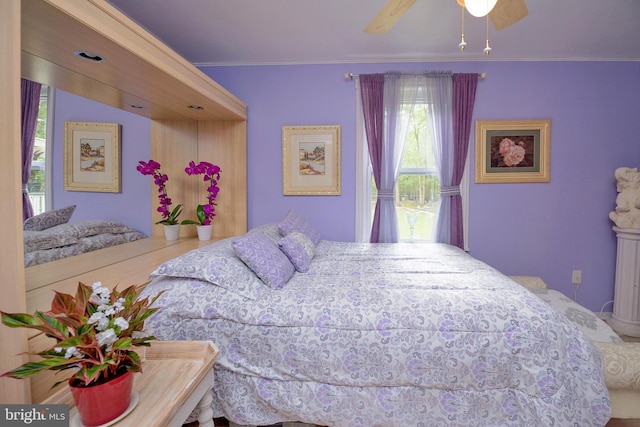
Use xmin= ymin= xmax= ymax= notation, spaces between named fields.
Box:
xmin=248 ymin=223 xmax=283 ymax=244
xmin=278 ymin=209 xmax=320 ymax=245
xmin=232 ymin=232 xmax=294 ymax=289
xmin=278 ymin=231 xmax=315 ymax=273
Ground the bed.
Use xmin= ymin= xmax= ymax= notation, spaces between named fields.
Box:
xmin=140 ymin=211 xmax=611 ymax=427
xmin=23 ymin=205 xmax=147 ymax=267
xmin=509 ymin=276 xmax=640 ymax=420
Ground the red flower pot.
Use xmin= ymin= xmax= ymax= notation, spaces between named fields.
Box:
xmin=70 ymin=371 xmax=134 ymax=427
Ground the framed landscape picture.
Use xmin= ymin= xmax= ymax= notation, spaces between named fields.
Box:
xmin=475 ymin=119 xmax=551 ymax=183
xmin=64 ymin=121 xmax=121 ymax=192
xmin=282 ymin=125 xmax=341 ymax=195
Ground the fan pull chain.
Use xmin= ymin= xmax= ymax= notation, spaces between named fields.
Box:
xmin=459 ymin=5 xmax=467 ymax=51
xmin=483 ymin=7 xmax=492 ymax=55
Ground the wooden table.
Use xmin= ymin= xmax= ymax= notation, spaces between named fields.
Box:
xmin=43 ymin=341 xmax=219 ymax=427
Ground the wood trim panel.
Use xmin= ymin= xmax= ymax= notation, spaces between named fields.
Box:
xmin=0 ymin=0 xmax=31 ymax=405
xmin=198 ymin=120 xmax=248 ymax=238
xmin=150 ymin=120 xmax=200 ymax=237
xmin=26 ymin=238 xmax=210 ymax=318
xmin=25 ymin=237 xmax=193 ymax=292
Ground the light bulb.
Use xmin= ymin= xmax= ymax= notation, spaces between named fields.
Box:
xmin=465 ymin=0 xmax=498 ymax=17
xmin=459 ymin=34 xmax=467 ymax=51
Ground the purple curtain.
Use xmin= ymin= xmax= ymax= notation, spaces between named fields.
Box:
xmin=21 ymin=78 xmax=42 ymax=221
xmin=450 ymin=73 xmax=478 ymax=248
xmin=359 ymin=74 xmax=384 ymax=243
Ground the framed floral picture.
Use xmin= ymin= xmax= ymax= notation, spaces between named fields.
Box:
xmin=64 ymin=121 xmax=121 ymax=192
xmin=475 ymin=119 xmax=551 ymax=183
xmin=282 ymin=125 xmax=341 ymax=195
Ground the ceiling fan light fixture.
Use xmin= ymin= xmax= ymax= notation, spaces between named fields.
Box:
xmin=465 ymin=0 xmax=498 ymax=17
xmin=458 ymin=4 xmax=467 ymax=52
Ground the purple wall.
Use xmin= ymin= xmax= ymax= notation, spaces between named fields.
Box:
xmin=200 ymin=61 xmax=640 ymax=311
xmin=53 ymin=90 xmax=152 ymax=236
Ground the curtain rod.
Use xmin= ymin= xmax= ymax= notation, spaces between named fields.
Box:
xmin=344 ymin=72 xmax=486 ymax=80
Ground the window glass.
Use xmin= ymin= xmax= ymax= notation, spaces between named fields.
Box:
xmin=371 ymin=103 xmax=440 ymax=242
xmin=28 ymin=85 xmax=48 ymax=215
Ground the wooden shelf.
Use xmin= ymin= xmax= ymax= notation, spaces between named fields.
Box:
xmin=21 ymin=0 xmax=246 ymax=121
xmin=26 ymin=237 xmax=213 ymax=322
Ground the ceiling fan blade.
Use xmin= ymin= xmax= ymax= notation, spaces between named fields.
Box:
xmin=489 ymin=0 xmax=528 ymax=30
xmin=364 ymin=0 xmax=417 ymax=34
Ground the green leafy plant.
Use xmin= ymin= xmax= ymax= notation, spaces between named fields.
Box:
xmin=1 ymin=282 xmax=163 ymax=388
xmin=181 ymin=204 xmax=209 ymax=226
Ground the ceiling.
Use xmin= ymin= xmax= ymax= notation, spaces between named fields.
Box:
xmin=106 ymin=0 xmax=640 ymax=66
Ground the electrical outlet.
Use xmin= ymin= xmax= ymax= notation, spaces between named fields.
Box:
xmin=572 ymin=270 xmax=582 ymax=284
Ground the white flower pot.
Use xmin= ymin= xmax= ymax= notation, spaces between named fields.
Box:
xmin=196 ymin=224 xmax=213 ymax=241
xmin=163 ymin=224 xmax=180 ymax=241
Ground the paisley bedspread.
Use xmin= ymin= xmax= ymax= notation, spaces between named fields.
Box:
xmin=141 ymin=238 xmax=611 ymax=427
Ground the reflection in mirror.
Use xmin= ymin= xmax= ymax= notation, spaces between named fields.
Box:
xmin=27 ymin=85 xmax=50 ymax=216
xmin=22 ymin=88 xmax=153 ymax=269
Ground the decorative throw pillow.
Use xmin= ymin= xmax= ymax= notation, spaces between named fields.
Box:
xmin=278 ymin=209 xmax=321 ymax=245
xmin=278 ymin=231 xmax=315 ymax=273
xmin=150 ymin=237 xmax=269 ymax=300
xmin=232 ymin=232 xmax=295 ymax=289
xmin=48 ymin=220 xmax=139 ymax=238
xmin=509 ymin=276 xmax=548 ymax=290
xmin=248 ymin=223 xmax=283 ymax=244
xmin=23 ymin=230 xmax=79 ymax=252
xmin=23 ymin=205 xmax=76 ymax=231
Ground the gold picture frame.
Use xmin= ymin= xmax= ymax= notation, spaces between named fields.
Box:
xmin=282 ymin=125 xmax=341 ymax=195
xmin=64 ymin=121 xmax=121 ymax=192
xmin=475 ymin=119 xmax=551 ymax=183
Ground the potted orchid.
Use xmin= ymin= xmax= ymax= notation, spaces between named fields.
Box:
xmin=1 ymin=281 xmax=163 ymax=426
xmin=181 ymin=161 xmax=221 ymax=241
xmin=137 ymin=160 xmax=183 ymax=240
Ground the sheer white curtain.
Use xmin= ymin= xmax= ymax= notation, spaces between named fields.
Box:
xmin=354 ymin=78 xmax=371 ymax=242
xmin=376 ymin=73 xmax=419 ymax=242
xmin=356 ymin=72 xmax=453 ymax=242
xmin=356 ymin=73 xmax=424 ymax=243
xmin=425 ymin=75 xmax=453 ymax=244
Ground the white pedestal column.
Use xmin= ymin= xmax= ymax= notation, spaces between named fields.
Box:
xmin=609 ymin=227 xmax=640 ymax=337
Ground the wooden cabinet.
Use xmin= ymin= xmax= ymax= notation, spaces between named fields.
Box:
xmin=1 ymin=0 xmax=247 ymax=404
xmin=610 ymin=227 xmax=640 ymax=337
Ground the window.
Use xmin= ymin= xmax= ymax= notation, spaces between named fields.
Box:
xmin=369 ymin=103 xmax=440 ymax=242
xmin=27 ymin=85 xmax=51 ymax=215
xmin=355 ymin=74 xmax=472 ymax=248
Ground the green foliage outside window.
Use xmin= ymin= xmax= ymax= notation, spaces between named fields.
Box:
xmin=371 ymin=103 xmax=441 ymax=242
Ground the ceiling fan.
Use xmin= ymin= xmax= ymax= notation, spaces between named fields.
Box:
xmin=364 ymin=0 xmax=528 ymax=34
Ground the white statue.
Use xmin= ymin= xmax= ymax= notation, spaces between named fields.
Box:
xmin=610 ymin=167 xmax=640 ymax=229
